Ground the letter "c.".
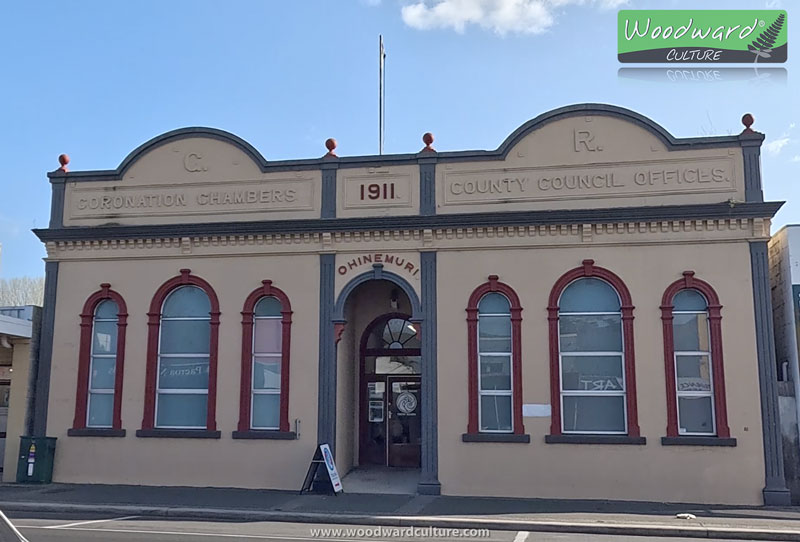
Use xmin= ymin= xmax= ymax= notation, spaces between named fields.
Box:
xmin=183 ymin=153 xmax=208 ymax=173
xmin=450 ymin=182 xmax=463 ymax=195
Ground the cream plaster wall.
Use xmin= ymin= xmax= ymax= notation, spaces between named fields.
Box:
xmin=63 ymin=137 xmax=321 ymax=227
xmin=436 ymin=242 xmax=765 ymax=504
xmin=47 ymin=255 xmax=320 ymax=489
xmin=437 ymin=115 xmax=745 ymax=214
xmin=2 ymin=340 xmax=31 ymax=481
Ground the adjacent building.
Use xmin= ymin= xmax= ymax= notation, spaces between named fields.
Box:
xmin=31 ymin=104 xmax=790 ymax=504
xmin=0 ymin=305 xmax=41 ymax=480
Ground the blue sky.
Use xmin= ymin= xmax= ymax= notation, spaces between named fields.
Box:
xmin=1 ymin=0 xmax=797 ymax=278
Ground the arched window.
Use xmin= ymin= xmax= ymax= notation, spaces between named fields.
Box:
xmin=157 ymin=285 xmax=211 ymax=428
xmin=464 ymin=276 xmax=526 ymax=441
xmin=558 ymin=278 xmax=625 ymax=433
xmin=236 ymin=280 xmax=294 ymax=437
xmin=71 ymin=284 xmax=127 ymax=436
xmin=139 ymin=269 xmax=220 ymax=436
xmin=661 ymin=272 xmax=731 ymax=442
xmin=547 ymin=260 xmax=641 ymax=442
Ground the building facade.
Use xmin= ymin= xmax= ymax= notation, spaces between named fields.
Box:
xmin=33 ymin=104 xmax=789 ymax=504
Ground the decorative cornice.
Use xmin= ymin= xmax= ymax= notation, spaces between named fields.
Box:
xmin=45 ymin=216 xmax=772 ymax=260
xmin=35 ymin=201 xmax=781 ymax=244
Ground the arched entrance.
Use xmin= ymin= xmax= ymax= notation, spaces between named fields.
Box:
xmin=359 ymin=313 xmax=422 ymax=467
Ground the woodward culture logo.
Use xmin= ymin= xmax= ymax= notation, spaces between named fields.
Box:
xmin=618 ymin=10 xmax=787 ymax=63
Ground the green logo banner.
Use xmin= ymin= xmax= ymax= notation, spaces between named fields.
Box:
xmin=618 ymin=10 xmax=787 ymax=63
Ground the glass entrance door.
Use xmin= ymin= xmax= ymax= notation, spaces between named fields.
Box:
xmin=359 ymin=314 xmax=421 ymax=467
xmin=387 ymin=376 xmax=421 ymax=467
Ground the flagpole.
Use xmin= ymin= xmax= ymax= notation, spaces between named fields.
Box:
xmin=379 ymin=35 xmax=385 ymax=155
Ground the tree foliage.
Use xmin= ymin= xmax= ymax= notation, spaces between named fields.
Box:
xmin=0 ymin=276 xmax=45 ymax=306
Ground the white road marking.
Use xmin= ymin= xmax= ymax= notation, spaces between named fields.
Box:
xmin=43 ymin=515 xmax=139 ymax=529
xmin=513 ymin=531 xmax=530 ymax=542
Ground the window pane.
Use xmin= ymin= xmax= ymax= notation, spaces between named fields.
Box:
xmin=252 ymin=393 xmax=280 ymax=429
xmin=673 ymin=289 xmax=707 ymax=311
xmin=676 ymin=355 xmax=712 ymax=392
xmin=94 ymin=299 xmax=118 ymax=320
xmin=92 ymin=321 xmax=117 ymax=355
xmin=253 ymin=358 xmax=281 ymax=389
xmin=679 ymin=396 xmax=714 ymax=434
xmin=479 ymin=293 xmax=510 ymax=313
xmin=90 ymin=357 xmax=116 ymax=389
xmin=561 ymin=355 xmax=623 ymax=391
xmin=479 ymin=315 xmax=511 ymax=352
xmin=87 ymin=393 xmax=113 ymax=427
xmin=479 ymin=355 xmax=511 ymax=391
xmin=563 ymin=396 xmax=625 ymax=433
xmin=673 ymin=313 xmax=709 ymax=352
xmin=559 ymin=314 xmax=622 ymax=352
xmin=156 ymin=393 xmax=207 ymax=428
xmin=560 ymin=278 xmax=620 ymax=313
xmin=159 ymin=357 xmax=209 ymax=389
xmin=162 ymin=286 xmax=210 ymax=318
xmin=160 ymin=320 xmax=210 ymax=354
xmin=374 ymin=355 xmax=420 ymax=374
xmin=480 ymin=394 xmax=512 ymax=432
xmin=254 ymin=296 xmax=282 ymax=317
xmin=254 ymin=319 xmax=281 ymax=354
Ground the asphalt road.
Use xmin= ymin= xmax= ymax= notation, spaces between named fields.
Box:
xmin=2 ymin=513 xmax=765 ymax=542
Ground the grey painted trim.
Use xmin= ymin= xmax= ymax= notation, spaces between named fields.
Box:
xmin=419 ymin=160 xmax=436 ymax=216
xmin=24 ymin=306 xmax=42 ymax=436
xmin=135 ymin=429 xmax=221 ymax=438
xmin=49 ymin=180 xmax=65 ymax=228
xmin=46 ymin=105 xmax=749 ymax=184
xmin=419 ymin=252 xmax=441 ymax=494
xmin=34 ymin=201 xmax=783 ymax=241
xmin=545 ymin=435 xmax=647 ymax=445
xmin=32 ymin=262 xmax=58 ymax=437
xmin=321 ymin=163 xmax=337 ymax=219
xmin=231 ymin=430 xmax=297 ymax=440
xmin=333 ymin=265 xmax=422 ymax=321
xmin=317 ymin=254 xmax=336 ymax=449
xmin=742 ymin=138 xmax=765 ymax=202
xmin=67 ymin=428 xmax=126 ymax=437
xmin=462 ymin=433 xmax=531 ymax=443
xmin=750 ymin=241 xmax=792 ymax=505
xmin=660 ymin=436 xmax=737 ymax=447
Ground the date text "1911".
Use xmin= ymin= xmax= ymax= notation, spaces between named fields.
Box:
xmin=360 ymin=183 xmax=396 ymax=200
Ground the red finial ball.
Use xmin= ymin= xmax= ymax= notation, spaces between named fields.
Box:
xmin=58 ymin=154 xmax=70 ymax=169
xmin=742 ymin=113 xmax=754 ymax=130
xmin=423 ymin=132 xmax=434 ymax=146
xmin=325 ymin=138 xmax=337 ymax=152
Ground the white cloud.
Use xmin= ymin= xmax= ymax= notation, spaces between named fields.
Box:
xmin=791 ymin=155 xmax=800 ymax=163
xmin=401 ymin=0 xmax=627 ymax=35
xmin=764 ymin=137 xmax=791 ymax=156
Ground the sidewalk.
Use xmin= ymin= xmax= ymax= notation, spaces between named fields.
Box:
xmin=2 ymin=483 xmax=800 ymax=540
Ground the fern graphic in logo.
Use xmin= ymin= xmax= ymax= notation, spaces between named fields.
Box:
xmin=619 ymin=10 xmax=788 ymax=63
xmin=749 ymin=13 xmax=786 ymax=63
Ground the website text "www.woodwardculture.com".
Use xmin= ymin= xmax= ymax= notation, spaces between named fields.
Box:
xmin=309 ymin=526 xmax=491 ymax=538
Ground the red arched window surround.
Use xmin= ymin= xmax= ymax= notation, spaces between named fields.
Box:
xmin=465 ymin=275 xmax=524 ymax=437
xmin=236 ymin=280 xmax=293 ymax=436
xmin=547 ymin=260 xmax=640 ymax=438
xmin=661 ymin=271 xmax=730 ymax=439
xmin=71 ymin=283 xmax=128 ymax=433
xmin=140 ymin=269 xmax=221 ymax=433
